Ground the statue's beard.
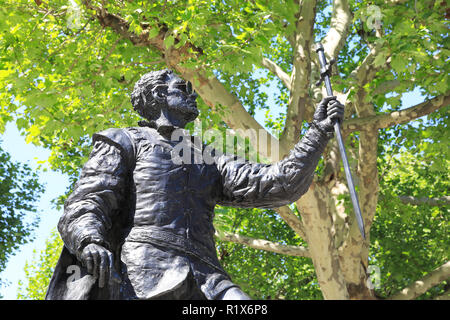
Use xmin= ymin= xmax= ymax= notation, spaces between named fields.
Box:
xmin=166 ymin=101 xmax=199 ymax=122
xmin=138 ymin=101 xmax=199 ymax=131
xmin=150 ymin=103 xmax=199 ymax=138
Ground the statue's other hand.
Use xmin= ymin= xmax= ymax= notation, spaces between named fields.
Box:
xmin=313 ymin=96 xmax=344 ymax=133
xmin=80 ymin=243 xmax=114 ymax=288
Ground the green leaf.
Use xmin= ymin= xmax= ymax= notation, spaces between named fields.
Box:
xmin=164 ymin=35 xmax=174 ymax=49
xmin=391 ymin=55 xmax=407 ymax=73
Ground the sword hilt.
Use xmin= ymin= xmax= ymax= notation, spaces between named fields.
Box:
xmin=315 ymin=58 xmax=335 ymax=87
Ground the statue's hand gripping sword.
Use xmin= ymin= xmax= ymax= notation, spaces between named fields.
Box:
xmin=315 ymin=43 xmax=366 ymax=240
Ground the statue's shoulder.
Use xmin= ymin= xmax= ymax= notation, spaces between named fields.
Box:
xmin=125 ymin=125 xmax=158 ymax=138
xmin=92 ymin=127 xmax=138 ymax=165
xmin=93 ymin=127 xmax=135 ymax=147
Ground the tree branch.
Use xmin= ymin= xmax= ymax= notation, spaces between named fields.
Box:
xmin=180 ymin=69 xmax=285 ymax=161
xmin=279 ymin=1 xmax=317 ymax=151
xmin=398 ymin=196 xmax=450 ymax=207
xmin=342 ymin=95 xmax=450 ymax=133
xmin=434 ymin=289 xmax=450 ymax=300
xmin=215 ymin=231 xmax=310 ymax=258
xmin=387 ymin=0 xmax=410 ymax=4
xmin=261 ymin=57 xmax=291 ymax=91
xmin=388 ymin=261 xmax=450 ymax=300
xmin=349 ymin=45 xmax=387 ymax=92
xmin=86 ymin=5 xmax=284 ymax=161
xmin=372 ymin=79 xmax=409 ymax=95
xmin=273 ymin=205 xmax=307 ymax=240
xmin=322 ymin=0 xmax=352 ymax=60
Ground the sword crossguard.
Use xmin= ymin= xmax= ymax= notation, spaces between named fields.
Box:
xmin=314 ymin=43 xmax=336 ymax=87
xmin=315 ymin=58 xmax=336 ymax=87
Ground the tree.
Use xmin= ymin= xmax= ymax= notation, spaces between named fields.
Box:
xmin=2 ymin=0 xmax=448 ymax=299
xmin=0 ymin=139 xmax=44 ymax=289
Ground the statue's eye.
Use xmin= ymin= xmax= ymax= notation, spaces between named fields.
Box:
xmin=172 ymin=81 xmax=194 ymax=95
xmin=174 ymin=83 xmax=187 ymax=92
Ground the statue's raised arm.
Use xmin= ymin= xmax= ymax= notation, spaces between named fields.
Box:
xmin=216 ymin=95 xmax=343 ymax=209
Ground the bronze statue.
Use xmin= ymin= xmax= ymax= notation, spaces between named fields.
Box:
xmin=46 ymin=69 xmax=344 ymax=300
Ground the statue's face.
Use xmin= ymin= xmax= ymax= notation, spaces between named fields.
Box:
xmin=155 ymin=73 xmax=198 ymax=128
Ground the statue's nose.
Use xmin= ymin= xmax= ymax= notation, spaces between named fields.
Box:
xmin=186 ymin=96 xmax=197 ymax=107
xmin=189 ymin=91 xmax=198 ymax=99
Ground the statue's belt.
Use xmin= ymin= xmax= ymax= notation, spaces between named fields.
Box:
xmin=125 ymin=226 xmax=225 ymax=274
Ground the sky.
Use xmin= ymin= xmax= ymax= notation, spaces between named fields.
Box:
xmin=0 ymin=122 xmax=70 ymax=299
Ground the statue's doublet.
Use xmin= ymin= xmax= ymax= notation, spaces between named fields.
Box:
xmin=119 ymin=127 xmax=231 ymax=299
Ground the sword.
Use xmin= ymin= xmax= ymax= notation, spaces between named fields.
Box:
xmin=314 ymin=43 xmax=366 ymax=240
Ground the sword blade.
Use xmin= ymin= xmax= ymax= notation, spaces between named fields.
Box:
xmin=334 ymin=124 xmax=366 ymax=239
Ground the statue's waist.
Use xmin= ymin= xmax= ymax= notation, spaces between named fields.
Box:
xmin=124 ymin=225 xmax=223 ymax=272
xmin=133 ymin=205 xmax=215 ymax=227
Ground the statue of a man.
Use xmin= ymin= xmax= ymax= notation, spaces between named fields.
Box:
xmin=46 ymin=69 xmax=343 ymax=300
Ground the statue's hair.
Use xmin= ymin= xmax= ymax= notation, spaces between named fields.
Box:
xmin=130 ymin=69 xmax=174 ymax=124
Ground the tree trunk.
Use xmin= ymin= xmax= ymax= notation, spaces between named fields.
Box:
xmin=297 ymin=183 xmax=349 ymax=299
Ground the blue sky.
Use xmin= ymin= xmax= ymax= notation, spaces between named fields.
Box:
xmin=0 ymin=122 xmax=69 ymax=299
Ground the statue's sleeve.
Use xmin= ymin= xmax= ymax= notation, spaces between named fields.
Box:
xmin=216 ymin=126 xmax=329 ymax=209
xmin=58 ymin=128 xmax=134 ymax=261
